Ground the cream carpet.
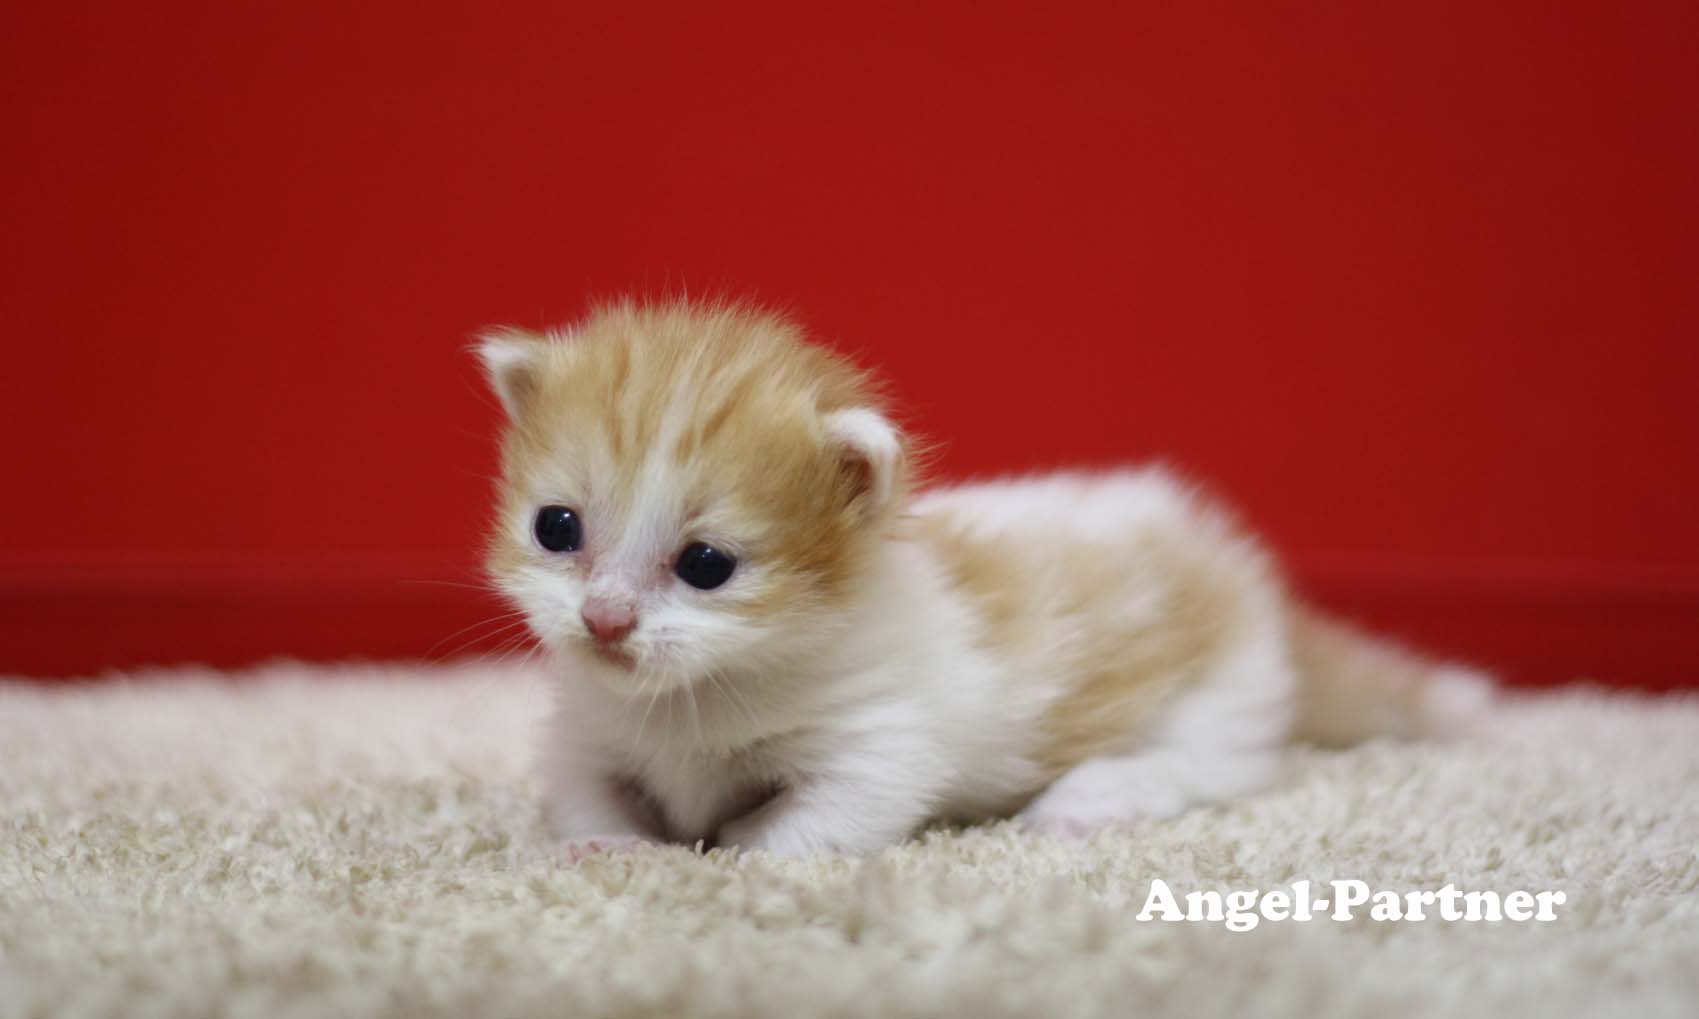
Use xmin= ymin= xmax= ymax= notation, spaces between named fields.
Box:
xmin=2 ymin=662 xmax=1697 ymax=1019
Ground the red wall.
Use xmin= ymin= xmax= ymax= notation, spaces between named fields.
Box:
xmin=4 ymin=3 xmax=1696 ymax=686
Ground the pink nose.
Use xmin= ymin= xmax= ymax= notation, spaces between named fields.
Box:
xmin=581 ymin=601 xmax=637 ymax=645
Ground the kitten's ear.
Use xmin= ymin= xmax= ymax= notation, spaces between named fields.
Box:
xmin=823 ymin=407 xmax=905 ymax=518
xmin=475 ymin=328 xmax=543 ymax=420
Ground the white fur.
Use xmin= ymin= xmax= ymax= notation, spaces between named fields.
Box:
xmin=541 ymin=532 xmax=1047 ymax=855
xmin=524 ymin=467 xmax=1310 ymax=857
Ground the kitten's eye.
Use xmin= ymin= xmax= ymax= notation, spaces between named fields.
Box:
xmin=675 ymin=542 xmax=736 ymax=590
xmin=533 ymin=505 xmax=582 ymax=553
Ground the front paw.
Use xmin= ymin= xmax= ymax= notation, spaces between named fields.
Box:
xmin=717 ymin=819 xmax=795 ymax=857
xmin=716 ymin=813 xmax=823 ymax=859
xmin=1017 ymin=757 xmax=1189 ymax=838
xmin=557 ymin=833 xmax=649 ymax=866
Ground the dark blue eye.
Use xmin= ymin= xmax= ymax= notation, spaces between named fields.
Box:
xmin=675 ymin=542 xmax=736 ymax=590
xmin=533 ymin=505 xmax=582 ymax=552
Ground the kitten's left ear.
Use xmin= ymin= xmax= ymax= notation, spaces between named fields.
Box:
xmin=474 ymin=328 xmax=543 ymax=420
xmin=823 ymin=407 xmax=906 ymax=518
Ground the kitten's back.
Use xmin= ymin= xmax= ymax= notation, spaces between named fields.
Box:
xmin=908 ymin=469 xmax=1277 ymax=774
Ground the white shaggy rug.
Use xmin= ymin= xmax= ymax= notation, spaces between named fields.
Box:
xmin=3 ymin=662 xmax=1697 ymax=1019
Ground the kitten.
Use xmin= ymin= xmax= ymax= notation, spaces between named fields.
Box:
xmin=479 ymin=300 xmax=1491 ymax=858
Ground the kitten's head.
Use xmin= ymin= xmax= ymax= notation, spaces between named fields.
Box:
xmin=479 ymin=301 xmax=908 ymax=696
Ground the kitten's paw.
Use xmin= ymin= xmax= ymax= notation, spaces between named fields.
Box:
xmin=1018 ymin=757 xmax=1189 ymax=838
xmin=716 ymin=816 xmax=816 ymax=858
xmin=557 ymin=834 xmax=649 ymax=866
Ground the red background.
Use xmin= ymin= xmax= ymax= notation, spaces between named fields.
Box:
xmin=3 ymin=3 xmax=1696 ymax=686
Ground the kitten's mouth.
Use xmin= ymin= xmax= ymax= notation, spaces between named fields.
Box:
xmin=589 ymin=643 xmax=636 ymax=669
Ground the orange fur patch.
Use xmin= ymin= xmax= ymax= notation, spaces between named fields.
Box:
xmin=908 ymin=499 xmax=1258 ymax=777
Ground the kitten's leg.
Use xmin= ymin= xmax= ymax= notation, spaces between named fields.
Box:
xmin=1020 ymin=631 xmax=1296 ymax=836
xmin=542 ymin=766 xmax=660 ymax=864
xmin=715 ymin=745 xmax=939 ymax=858
xmin=539 ymin=718 xmax=664 ymax=864
xmin=1018 ymin=746 xmax=1282 ymax=836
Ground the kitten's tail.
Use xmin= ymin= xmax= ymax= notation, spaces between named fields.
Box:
xmin=1289 ymin=605 xmax=1496 ymax=746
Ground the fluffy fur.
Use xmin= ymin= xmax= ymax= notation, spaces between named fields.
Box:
xmin=479 ymin=300 xmax=1490 ymax=857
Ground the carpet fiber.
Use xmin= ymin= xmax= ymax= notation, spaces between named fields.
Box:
xmin=3 ymin=662 xmax=1697 ymax=1018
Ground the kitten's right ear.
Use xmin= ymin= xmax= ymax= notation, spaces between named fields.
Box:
xmin=475 ymin=328 xmax=543 ymax=420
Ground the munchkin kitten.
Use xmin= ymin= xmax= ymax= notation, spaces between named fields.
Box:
xmin=478 ymin=300 xmax=1490 ymax=859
